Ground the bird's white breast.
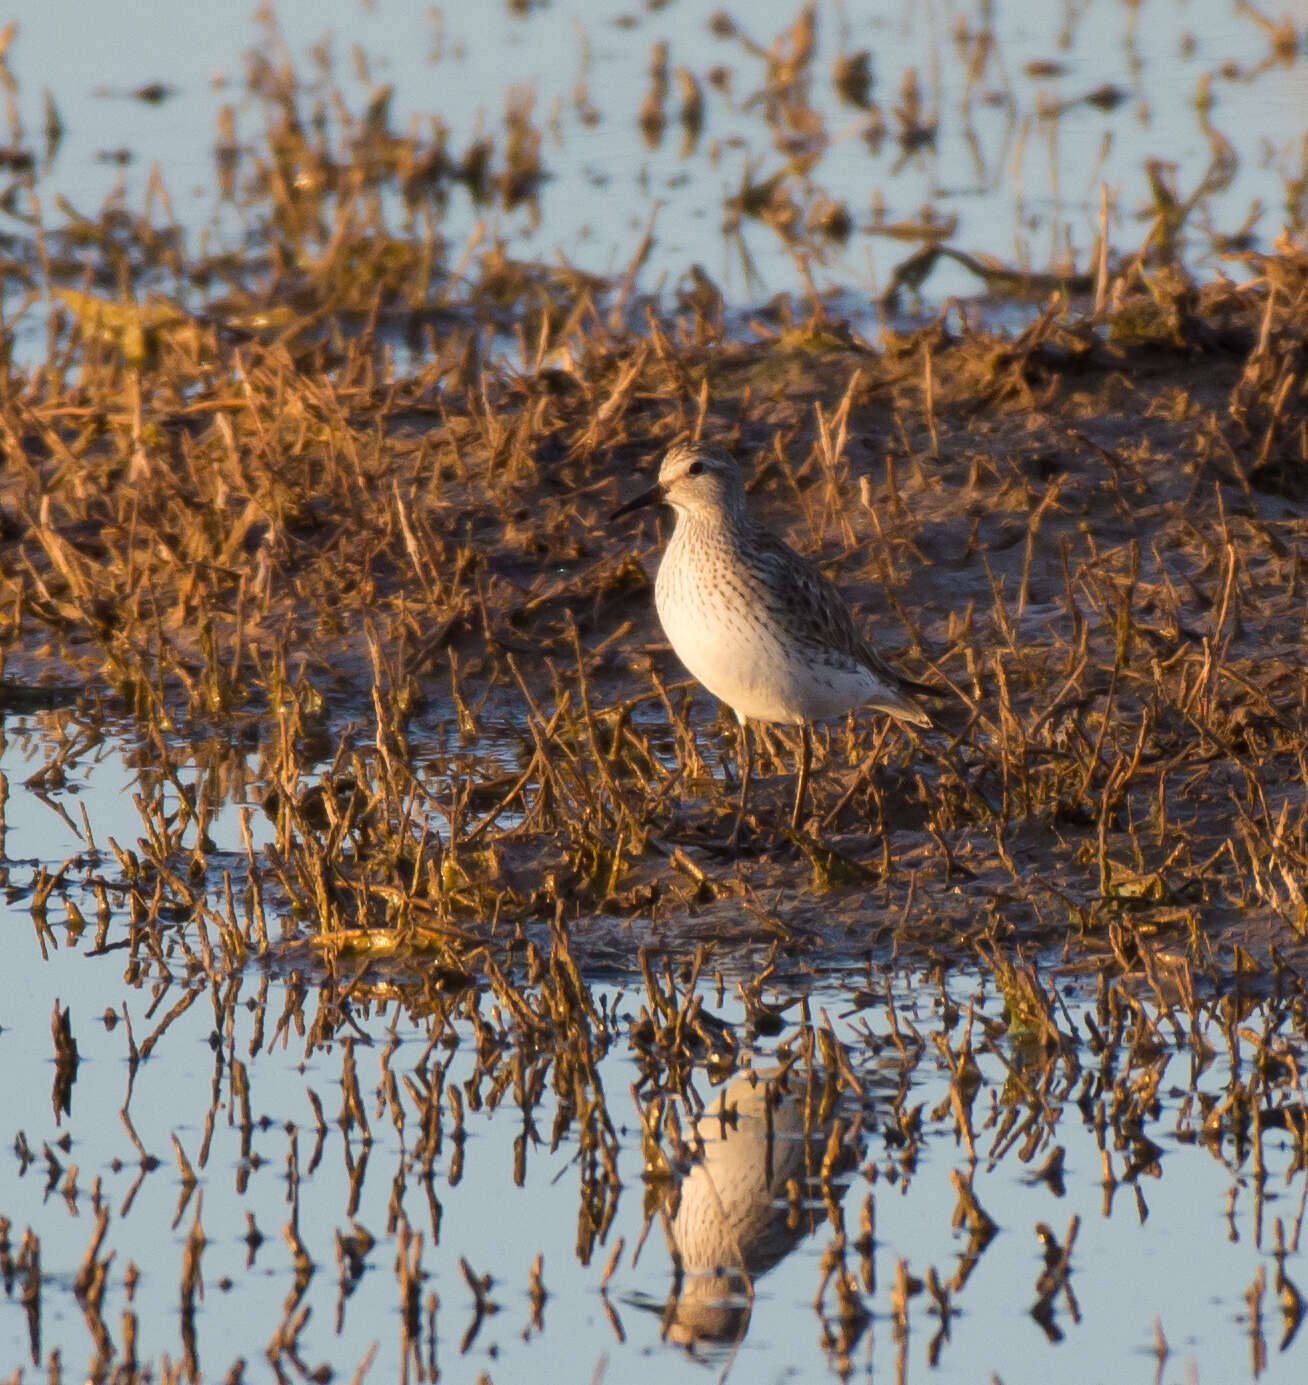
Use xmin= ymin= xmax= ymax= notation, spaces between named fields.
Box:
xmin=654 ymin=526 xmax=876 ymax=725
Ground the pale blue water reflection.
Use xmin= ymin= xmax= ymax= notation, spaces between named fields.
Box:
xmin=2 ymin=0 xmax=1304 ymax=319
xmin=1 ymin=721 xmax=1306 ymax=1382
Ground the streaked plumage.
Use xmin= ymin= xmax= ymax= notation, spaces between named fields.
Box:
xmin=614 ymin=440 xmax=931 ymax=836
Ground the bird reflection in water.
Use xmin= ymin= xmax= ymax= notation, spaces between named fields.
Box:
xmin=656 ymin=1068 xmax=864 ymax=1357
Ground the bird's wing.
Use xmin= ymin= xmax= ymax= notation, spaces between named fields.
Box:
xmin=752 ymin=526 xmax=934 ymax=719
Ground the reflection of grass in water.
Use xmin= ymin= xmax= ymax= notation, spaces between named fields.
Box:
xmin=3 ymin=886 xmax=1307 ymax=1381
xmin=4 ymin=0 xmax=1304 ymax=337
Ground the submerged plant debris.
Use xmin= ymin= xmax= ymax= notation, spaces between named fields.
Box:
xmin=3 ymin=3 xmax=1308 ymax=1382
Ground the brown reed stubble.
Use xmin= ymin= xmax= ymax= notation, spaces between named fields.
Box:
xmin=6 ymin=30 xmax=1308 ymax=1380
xmin=4 ymin=104 xmax=1308 ymax=980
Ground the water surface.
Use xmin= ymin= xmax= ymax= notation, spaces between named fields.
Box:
xmin=1 ymin=720 xmax=1305 ymax=1383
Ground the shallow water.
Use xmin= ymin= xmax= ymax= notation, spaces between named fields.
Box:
xmin=3 ymin=3 xmax=1308 ymax=1380
xmin=4 ymin=0 xmax=1305 ymax=321
xmin=1 ymin=719 xmax=1306 ymax=1383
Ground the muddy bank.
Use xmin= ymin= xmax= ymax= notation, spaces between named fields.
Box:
xmin=2 ymin=226 xmax=1307 ymax=989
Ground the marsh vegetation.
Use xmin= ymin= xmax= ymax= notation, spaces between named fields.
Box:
xmin=2 ymin=2 xmax=1308 ymax=1381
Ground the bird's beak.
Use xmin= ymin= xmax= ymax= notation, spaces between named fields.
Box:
xmin=610 ymin=481 xmax=663 ymax=521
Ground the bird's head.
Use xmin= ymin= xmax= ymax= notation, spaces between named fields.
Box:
xmin=611 ymin=442 xmax=746 ymax=523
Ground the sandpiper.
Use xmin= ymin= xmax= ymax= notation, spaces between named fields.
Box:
xmin=612 ymin=443 xmax=931 ymax=831
xmin=613 ymin=440 xmax=932 ymax=837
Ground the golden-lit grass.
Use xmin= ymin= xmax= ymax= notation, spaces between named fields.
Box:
xmin=4 ymin=19 xmax=1308 ymax=1380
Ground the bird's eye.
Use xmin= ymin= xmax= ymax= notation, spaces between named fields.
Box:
xmin=687 ymin=461 xmax=705 ymax=477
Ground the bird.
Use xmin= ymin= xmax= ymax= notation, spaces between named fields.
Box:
xmin=613 ymin=439 xmax=932 ymax=839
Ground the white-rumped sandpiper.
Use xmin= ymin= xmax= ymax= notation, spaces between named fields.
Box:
xmin=614 ymin=440 xmax=932 ymax=837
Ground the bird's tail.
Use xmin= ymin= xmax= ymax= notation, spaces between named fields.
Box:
xmin=859 ymin=643 xmax=937 ymax=727
xmin=867 ymin=681 xmax=933 ymax=728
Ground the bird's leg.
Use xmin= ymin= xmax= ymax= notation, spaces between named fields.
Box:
xmin=791 ymin=723 xmax=813 ymax=832
xmin=730 ymin=715 xmax=753 ymax=847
